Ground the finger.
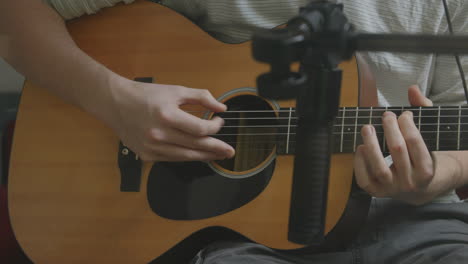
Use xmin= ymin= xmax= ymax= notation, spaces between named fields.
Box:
xmin=354 ymin=145 xmax=373 ymax=193
xmin=182 ymin=88 xmax=227 ymax=112
xmin=149 ymin=127 xmax=235 ymax=158
xmin=161 ymin=109 xmax=225 ymax=136
xmin=382 ymin=111 xmax=414 ymax=192
xmin=398 ymin=111 xmax=433 ymax=187
xmin=408 ymin=85 xmax=433 ymax=107
xmin=361 ymin=125 xmax=393 ymax=186
xmin=354 ymin=145 xmax=392 ymax=197
xmin=141 ymin=142 xmax=228 ymax=162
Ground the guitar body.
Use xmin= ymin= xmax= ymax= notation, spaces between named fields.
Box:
xmin=8 ymin=1 xmax=361 ymax=263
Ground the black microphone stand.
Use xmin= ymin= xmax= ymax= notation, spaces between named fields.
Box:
xmin=252 ymin=0 xmax=468 ymax=246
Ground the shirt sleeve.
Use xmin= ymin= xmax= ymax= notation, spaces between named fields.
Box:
xmin=43 ymin=0 xmax=135 ymax=20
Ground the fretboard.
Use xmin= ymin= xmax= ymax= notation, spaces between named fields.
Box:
xmin=275 ymin=106 xmax=468 ymax=155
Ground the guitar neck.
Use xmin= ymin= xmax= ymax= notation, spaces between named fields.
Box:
xmin=276 ymin=106 xmax=468 ymax=155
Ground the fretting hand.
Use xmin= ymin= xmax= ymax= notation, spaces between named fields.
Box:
xmin=354 ymin=85 xmax=462 ymax=205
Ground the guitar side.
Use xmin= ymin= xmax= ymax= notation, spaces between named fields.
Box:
xmin=8 ymin=1 xmax=360 ymax=263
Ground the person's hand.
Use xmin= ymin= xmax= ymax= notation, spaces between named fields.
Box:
xmin=108 ymin=78 xmax=235 ymax=162
xmin=354 ymin=85 xmax=462 ymax=205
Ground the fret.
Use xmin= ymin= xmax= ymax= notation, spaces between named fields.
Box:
xmin=286 ymin=107 xmax=292 ymax=154
xmin=419 ymin=107 xmax=439 ymax=151
xmin=275 ymin=108 xmax=292 ymax=155
xmin=383 ymin=106 xmax=388 ymax=153
xmin=288 ymin=108 xmax=299 ymax=154
xmin=418 ymin=106 xmax=422 ymax=131
xmin=437 ymin=106 xmax=440 ymax=151
xmin=438 ymin=107 xmax=459 ymax=151
xmin=458 ymin=105 xmax=461 ymax=150
xmin=270 ymin=105 xmax=468 ymax=156
xmin=353 ymin=107 xmax=359 ymax=151
xmin=387 ymin=106 xmax=404 ymax=117
xmin=381 ymin=106 xmax=408 ymax=155
xmin=366 ymin=107 xmax=386 ymax=151
xmin=406 ymin=106 xmax=422 ymax=131
xmin=356 ymin=108 xmax=372 ymax=147
xmin=340 ymin=107 xmax=346 ymax=153
xmin=460 ymin=106 xmax=468 ymax=151
xmin=333 ymin=109 xmax=343 ymax=150
xmin=342 ymin=108 xmax=357 ymax=153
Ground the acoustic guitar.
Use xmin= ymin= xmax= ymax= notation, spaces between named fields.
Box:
xmin=8 ymin=1 xmax=466 ymax=263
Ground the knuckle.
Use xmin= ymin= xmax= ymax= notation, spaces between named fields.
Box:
xmin=158 ymin=109 xmax=173 ymax=124
xmin=193 ymin=124 xmax=209 ymax=136
xmin=398 ymin=111 xmax=413 ymax=123
xmin=199 ymin=89 xmax=212 ymax=98
xmin=148 ymin=129 xmax=165 ymax=142
xmin=175 ymin=85 xmax=186 ymax=92
xmin=182 ymin=150 xmax=199 ymax=161
xmin=400 ymin=182 xmax=417 ymax=193
xmin=374 ymin=167 xmax=390 ymax=181
xmin=388 ymin=143 xmax=404 ymax=154
xmin=152 ymin=131 xmax=167 ymax=142
xmin=356 ymin=144 xmax=365 ymax=154
xmin=355 ymin=178 xmax=370 ymax=192
xmin=404 ymin=134 xmax=419 ymax=145
xmin=418 ymin=165 xmax=434 ymax=184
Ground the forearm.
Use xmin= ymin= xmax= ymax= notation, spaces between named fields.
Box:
xmin=0 ymin=0 xmax=124 ymax=126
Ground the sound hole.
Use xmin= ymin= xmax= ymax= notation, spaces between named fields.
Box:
xmin=213 ymin=95 xmax=277 ymax=173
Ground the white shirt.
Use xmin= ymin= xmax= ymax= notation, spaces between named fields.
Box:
xmin=48 ymin=0 xmax=468 ymax=106
xmin=157 ymin=0 xmax=468 ymax=107
xmin=44 ymin=0 xmax=134 ymax=20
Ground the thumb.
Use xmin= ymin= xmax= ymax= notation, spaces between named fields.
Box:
xmin=183 ymin=88 xmax=227 ymax=113
xmin=408 ymin=85 xmax=433 ymax=107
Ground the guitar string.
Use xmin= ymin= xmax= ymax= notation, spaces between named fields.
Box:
xmin=212 ymin=131 xmax=467 ymax=136
xmin=222 ymin=139 xmax=455 ymax=145
xmin=216 ymin=142 xmax=462 ymax=151
xmin=221 ymin=122 xmax=463 ymax=127
xmin=215 ymin=115 xmax=468 ymax=120
xmin=192 ymin=108 xmax=466 ymax=139
xmin=185 ymin=107 xmax=468 ymax=113
xmin=220 ymin=138 xmax=460 ymax=148
xmin=214 ymin=125 xmax=467 ymax=132
xmin=221 ymin=137 xmax=456 ymax=144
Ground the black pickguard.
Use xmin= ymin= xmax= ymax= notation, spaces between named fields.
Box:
xmin=147 ymin=160 xmax=275 ymax=220
xmin=147 ymin=179 xmax=372 ymax=264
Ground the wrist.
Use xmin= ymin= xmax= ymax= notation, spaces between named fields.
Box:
xmin=431 ymin=152 xmax=463 ymax=192
xmin=88 ymin=72 xmax=133 ymax=132
xmin=400 ymin=152 xmax=461 ymax=205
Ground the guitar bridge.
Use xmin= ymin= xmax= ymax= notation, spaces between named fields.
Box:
xmin=117 ymin=77 xmax=153 ymax=192
xmin=118 ymin=142 xmax=142 ymax=192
